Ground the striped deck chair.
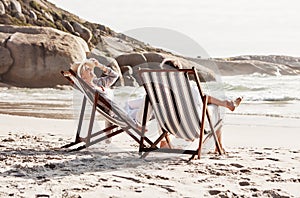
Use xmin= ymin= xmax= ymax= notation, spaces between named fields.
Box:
xmin=138 ymin=68 xmax=223 ymax=159
xmin=61 ymin=69 xmax=154 ymax=151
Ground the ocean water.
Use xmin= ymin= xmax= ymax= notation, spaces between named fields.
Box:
xmin=221 ymin=74 xmax=300 ymax=119
xmin=0 ymin=74 xmax=299 ymax=119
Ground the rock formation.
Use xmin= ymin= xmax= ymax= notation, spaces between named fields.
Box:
xmin=214 ymin=56 xmax=300 ymax=76
xmin=0 ymin=1 xmax=5 ymax=15
xmin=70 ymin=21 xmax=92 ymax=43
xmin=0 ymin=0 xmax=300 ymax=88
xmin=0 ymin=25 xmax=89 ymax=87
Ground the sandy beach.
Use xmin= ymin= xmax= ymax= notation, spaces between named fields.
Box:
xmin=1 ymin=0 xmax=300 ymax=197
xmin=1 ymin=110 xmax=300 ymax=198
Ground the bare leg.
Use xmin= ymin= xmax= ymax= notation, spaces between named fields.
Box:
xmin=160 ymin=140 xmax=169 ymax=148
xmin=207 ymin=96 xmax=242 ymax=111
xmin=105 ymin=121 xmax=112 ymax=144
xmin=160 ymin=133 xmax=171 ymax=148
xmin=215 ymin=129 xmax=225 ymax=153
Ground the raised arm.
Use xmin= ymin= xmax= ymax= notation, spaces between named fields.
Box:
xmin=90 ymin=59 xmax=119 ymax=88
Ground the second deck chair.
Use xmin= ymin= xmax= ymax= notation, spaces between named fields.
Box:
xmin=61 ymin=69 xmax=155 ymax=151
xmin=138 ymin=68 xmax=223 ymax=160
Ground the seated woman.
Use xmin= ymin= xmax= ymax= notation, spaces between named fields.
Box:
xmin=75 ymin=58 xmax=119 ymax=97
xmin=72 ymin=58 xmax=119 ymax=143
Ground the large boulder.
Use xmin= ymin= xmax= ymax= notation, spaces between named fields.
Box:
xmin=0 ymin=46 xmax=13 ymax=74
xmin=116 ymin=53 xmax=147 ymax=67
xmin=0 ymin=25 xmax=89 ymax=87
xmin=143 ymin=52 xmax=165 ymax=63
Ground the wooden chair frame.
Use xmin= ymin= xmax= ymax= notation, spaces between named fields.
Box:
xmin=138 ymin=68 xmax=223 ymax=160
xmin=61 ymin=70 xmax=155 ymax=151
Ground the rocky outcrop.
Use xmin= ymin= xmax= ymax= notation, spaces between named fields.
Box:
xmin=61 ymin=20 xmax=74 ymax=34
xmin=214 ymin=57 xmax=300 ymax=76
xmin=0 ymin=46 xmax=13 ymax=74
xmin=0 ymin=1 xmax=5 ymax=15
xmin=1 ymin=0 xmax=25 ymax=21
xmin=143 ymin=52 xmax=165 ymax=63
xmin=0 ymin=25 xmax=89 ymax=87
xmin=29 ymin=10 xmax=37 ymax=20
xmin=70 ymin=21 xmax=92 ymax=43
xmin=116 ymin=53 xmax=147 ymax=67
xmin=10 ymin=0 xmax=21 ymax=14
xmin=1 ymin=0 xmax=300 ymax=89
xmin=0 ymin=0 xmax=127 ymax=47
xmin=114 ymin=52 xmax=217 ymax=85
xmin=187 ymin=56 xmax=300 ymax=76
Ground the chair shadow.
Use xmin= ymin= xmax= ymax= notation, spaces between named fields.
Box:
xmin=0 ymin=131 xmax=217 ymax=182
xmin=0 ymin=142 xmax=185 ymax=180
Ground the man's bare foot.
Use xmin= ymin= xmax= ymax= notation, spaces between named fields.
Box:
xmin=160 ymin=140 xmax=171 ymax=148
xmin=214 ymin=147 xmax=226 ymax=154
xmin=228 ymin=97 xmax=243 ymax=111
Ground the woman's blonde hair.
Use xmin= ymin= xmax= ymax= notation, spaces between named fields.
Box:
xmin=70 ymin=62 xmax=81 ymax=73
xmin=75 ymin=59 xmax=97 ymax=78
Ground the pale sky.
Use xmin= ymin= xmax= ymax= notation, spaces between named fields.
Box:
xmin=48 ymin=0 xmax=300 ymax=58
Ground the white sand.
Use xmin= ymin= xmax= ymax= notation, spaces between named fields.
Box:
xmin=0 ymin=113 xmax=300 ymax=197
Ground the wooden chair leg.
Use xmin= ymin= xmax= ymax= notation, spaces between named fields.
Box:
xmin=61 ymin=96 xmax=87 ymax=149
xmin=85 ymin=93 xmax=98 ymax=146
xmin=198 ymin=95 xmax=208 ymax=159
xmin=139 ymin=96 xmax=150 ymax=153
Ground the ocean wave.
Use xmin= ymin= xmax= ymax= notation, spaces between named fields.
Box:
xmin=230 ymin=112 xmax=300 ymax=119
xmin=222 ymin=75 xmax=300 ymax=102
xmin=233 ymin=96 xmax=300 ymax=103
xmin=261 ymin=97 xmax=300 ymax=102
xmin=223 ymin=84 xmax=267 ymax=91
xmin=248 ymin=73 xmax=271 ymax=78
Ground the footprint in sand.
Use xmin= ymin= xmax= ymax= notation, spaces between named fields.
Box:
xmin=266 ymin=157 xmax=280 ymax=161
xmin=35 ymin=194 xmax=50 ymax=198
xmin=240 ymin=169 xmax=251 ymax=173
xmin=239 ymin=181 xmax=250 ymax=186
xmin=250 ymin=188 xmax=259 ymax=192
xmin=255 ymin=157 xmax=265 ymax=160
xmin=230 ymin=163 xmax=244 ymax=168
xmin=208 ymin=190 xmax=222 ymax=195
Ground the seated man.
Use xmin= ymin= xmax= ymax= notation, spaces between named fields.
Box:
xmin=125 ymin=58 xmax=242 ymax=152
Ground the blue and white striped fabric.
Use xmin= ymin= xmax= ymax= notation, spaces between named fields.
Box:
xmin=140 ymin=70 xmax=220 ymax=141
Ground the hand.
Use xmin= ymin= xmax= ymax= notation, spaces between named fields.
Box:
xmin=90 ymin=58 xmax=100 ymax=67
xmin=89 ymin=58 xmax=106 ymax=72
